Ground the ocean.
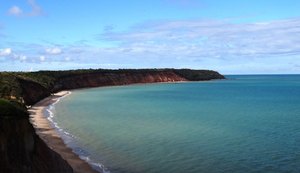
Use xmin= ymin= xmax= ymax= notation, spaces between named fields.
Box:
xmin=48 ymin=75 xmax=300 ymax=173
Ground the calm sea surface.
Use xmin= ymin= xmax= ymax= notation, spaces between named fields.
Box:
xmin=51 ymin=75 xmax=300 ymax=173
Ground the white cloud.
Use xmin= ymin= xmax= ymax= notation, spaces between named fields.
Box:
xmin=3 ymin=18 xmax=300 ymax=74
xmin=65 ymin=57 xmax=71 ymax=61
xmin=0 ymin=48 xmax=12 ymax=56
xmin=40 ymin=55 xmax=45 ymax=61
xmin=101 ymin=18 xmax=300 ymax=58
xmin=8 ymin=6 xmax=23 ymax=16
xmin=19 ymin=55 xmax=27 ymax=61
xmin=27 ymin=0 xmax=43 ymax=16
xmin=8 ymin=0 xmax=43 ymax=17
xmin=45 ymin=47 xmax=62 ymax=55
xmin=1 ymin=49 xmax=44 ymax=63
xmin=11 ymin=54 xmax=27 ymax=62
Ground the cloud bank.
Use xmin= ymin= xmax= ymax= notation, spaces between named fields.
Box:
xmin=101 ymin=18 xmax=300 ymax=58
xmin=1 ymin=18 xmax=300 ymax=73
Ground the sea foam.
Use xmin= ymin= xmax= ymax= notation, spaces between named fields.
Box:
xmin=44 ymin=91 xmax=110 ymax=173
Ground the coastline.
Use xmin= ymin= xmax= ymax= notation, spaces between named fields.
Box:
xmin=28 ymin=91 xmax=99 ymax=173
xmin=26 ymin=81 xmax=222 ymax=173
xmin=0 ymin=69 xmax=225 ymax=172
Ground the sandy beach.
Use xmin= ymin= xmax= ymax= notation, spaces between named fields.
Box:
xmin=29 ymin=91 xmax=99 ymax=173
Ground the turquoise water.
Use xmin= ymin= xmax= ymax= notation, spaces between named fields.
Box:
xmin=52 ymin=75 xmax=300 ymax=173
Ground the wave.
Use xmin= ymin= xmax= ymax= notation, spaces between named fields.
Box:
xmin=44 ymin=92 xmax=110 ymax=173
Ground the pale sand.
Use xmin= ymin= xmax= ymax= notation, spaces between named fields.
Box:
xmin=29 ymin=91 xmax=99 ymax=173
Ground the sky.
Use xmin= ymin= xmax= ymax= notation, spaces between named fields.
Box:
xmin=1 ymin=0 xmax=300 ymax=74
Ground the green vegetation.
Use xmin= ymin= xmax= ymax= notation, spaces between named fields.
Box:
xmin=173 ymin=69 xmax=225 ymax=81
xmin=0 ymin=99 xmax=28 ymax=118
xmin=0 ymin=72 xmax=22 ymax=100
xmin=0 ymin=71 xmax=55 ymax=101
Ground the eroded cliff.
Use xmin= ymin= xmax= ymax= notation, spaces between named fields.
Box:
xmin=52 ymin=70 xmax=188 ymax=92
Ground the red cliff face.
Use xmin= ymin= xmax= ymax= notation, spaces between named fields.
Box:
xmin=53 ymin=71 xmax=187 ymax=91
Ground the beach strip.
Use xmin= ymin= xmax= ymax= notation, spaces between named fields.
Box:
xmin=29 ymin=91 xmax=99 ymax=173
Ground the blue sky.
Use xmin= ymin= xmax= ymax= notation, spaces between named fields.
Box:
xmin=0 ymin=0 xmax=300 ymax=74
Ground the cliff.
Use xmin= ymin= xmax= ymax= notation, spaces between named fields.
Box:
xmin=0 ymin=68 xmax=225 ymax=173
xmin=1 ymin=69 xmax=225 ymax=105
xmin=52 ymin=70 xmax=187 ymax=92
xmin=0 ymin=99 xmax=73 ymax=173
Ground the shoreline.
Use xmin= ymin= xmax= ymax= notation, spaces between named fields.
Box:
xmin=28 ymin=91 xmax=99 ymax=173
xmin=26 ymin=81 xmax=207 ymax=173
xmin=27 ymin=80 xmax=225 ymax=173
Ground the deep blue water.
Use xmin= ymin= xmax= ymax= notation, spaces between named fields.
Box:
xmin=51 ymin=75 xmax=300 ymax=173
